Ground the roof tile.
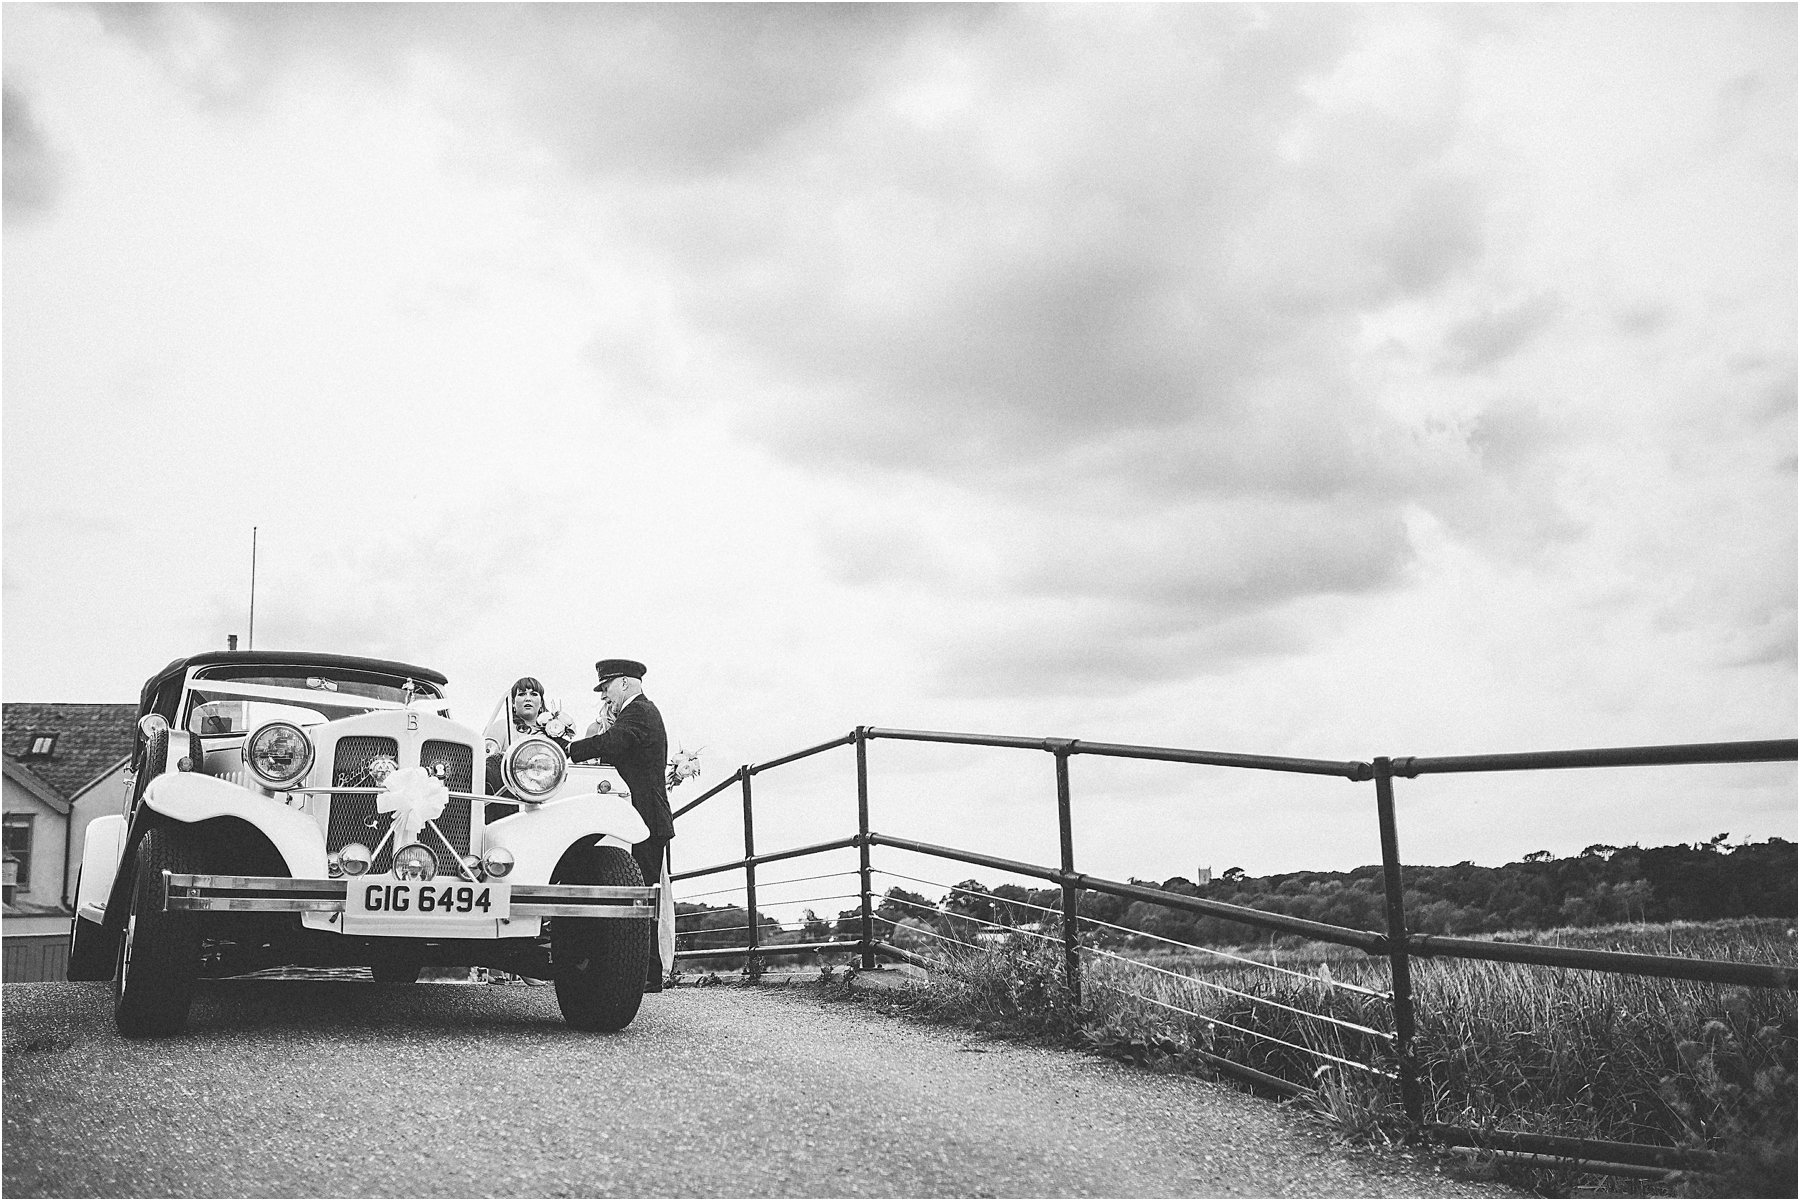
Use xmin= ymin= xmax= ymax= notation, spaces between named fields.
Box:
xmin=2 ymin=703 xmax=137 ymax=802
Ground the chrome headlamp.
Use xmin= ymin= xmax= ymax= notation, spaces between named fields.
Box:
xmin=338 ymin=842 xmax=372 ymax=877
xmin=481 ymin=847 xmax=515 ymax=878
xmin=393 ymin=844 xmax=437 ymax=882
xmin=502 ymin=737 xmax=567 ymax=799
xmin=243 ymin=721 xmax=314 ymax=788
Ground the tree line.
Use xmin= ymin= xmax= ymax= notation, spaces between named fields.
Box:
xmin=673 ymin=836 xmax=1796 ymax=956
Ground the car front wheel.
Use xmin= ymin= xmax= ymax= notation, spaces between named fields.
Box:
xmin=551 ymin=845 xmax=649 ymax=1032
xmin=114 ymin=825 xmax=202 ymax=1037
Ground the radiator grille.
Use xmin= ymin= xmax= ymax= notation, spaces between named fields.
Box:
xmin=324 ymin=736 xmax=474 ymax=874
xmin=421 ymin=740 xmax=472 ymax=791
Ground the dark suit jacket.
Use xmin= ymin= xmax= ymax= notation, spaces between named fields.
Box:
xmin=567 ymin=695 xmax=673 ymax=839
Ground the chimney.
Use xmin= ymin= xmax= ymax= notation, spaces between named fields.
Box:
xmin=228 ymin=634 xmax=239 ymax=651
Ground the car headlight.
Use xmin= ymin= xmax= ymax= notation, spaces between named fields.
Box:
xmin=502 ymin=737 xmax=567 ymax=798
xmin=339 ymin=843 xmax=372 ymax=876
xmin=393 ymin=844 xmax=437 ymax=882
xmin=243 ymin=721 xmax=314 ymax=788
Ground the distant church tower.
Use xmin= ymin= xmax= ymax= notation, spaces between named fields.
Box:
xmin=1195 ymin=866 xmax=1212 ymax=885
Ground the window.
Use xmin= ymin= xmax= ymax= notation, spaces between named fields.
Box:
xmin=3 ymin=814 xmax=33 ymax=889
xmin=23 ymin=733 xmax=55 ymax=758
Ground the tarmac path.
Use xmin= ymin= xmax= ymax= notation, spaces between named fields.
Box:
xmin=3 ymin=974 xmax=1512 ymax=1198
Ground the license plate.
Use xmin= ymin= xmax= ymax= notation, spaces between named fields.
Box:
xmin=346 ymin=876 xmax=511 ymax=921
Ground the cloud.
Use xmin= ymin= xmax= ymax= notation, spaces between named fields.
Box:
xmin=1439 ymin=292 xmax=1564 ymax=373
xmin=97 ymin=3 xmax=986 ymax=176
xmin=939 ymin=600 xmax=1315 ymax=699
xmin=2 ymin=84 xmax=63 ymax=221
xmin=815 ymin=488 xmax=1414 ymax=696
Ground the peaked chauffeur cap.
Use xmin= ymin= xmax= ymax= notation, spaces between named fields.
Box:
xmin=594 ymin=659 xmax=647 ymax=690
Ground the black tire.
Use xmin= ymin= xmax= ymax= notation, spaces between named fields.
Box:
xmin=370 ymin=958 xmax=423 ymax=984
xmin=133 ymin=729 xmax=203 ymax=806
xmin=67 ymin=871 xmax=116 ymax=981
xmin=552 ymin=845 xmax=649 ymax=1032
xmin=113 ymin=825 xmax=202 ymax=1037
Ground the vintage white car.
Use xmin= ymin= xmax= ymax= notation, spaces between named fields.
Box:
xmin=69 ymin=650 xmax=662 ymax=1037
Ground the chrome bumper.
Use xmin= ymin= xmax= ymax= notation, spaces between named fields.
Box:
xmin=163 ymin=873 xmax=659 ymax=918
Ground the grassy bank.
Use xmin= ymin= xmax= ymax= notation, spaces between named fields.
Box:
xmin=814 ymin=919 xmax=1796 ymax=1197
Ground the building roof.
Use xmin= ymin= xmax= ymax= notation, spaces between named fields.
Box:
xmin=2 ymin=703 xmax=137 ymax=802
xmin=3 ymin=758 xmax=70 ymax=815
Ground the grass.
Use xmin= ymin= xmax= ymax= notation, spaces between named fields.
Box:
xmin=812 ymin=918 xmax=1796 ymax=1198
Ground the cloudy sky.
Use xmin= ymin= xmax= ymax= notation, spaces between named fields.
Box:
xmin=4 ymin=4 xmax=1794 ymax=904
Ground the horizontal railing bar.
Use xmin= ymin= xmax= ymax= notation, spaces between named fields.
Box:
xmin=750 ymin=733 xmax=856 ymax=775
xmin=1393 ymin=738 xmax=1796 ymax=777
xmin=1084 ymin=945 xmax=1395 ymax=1041
xmin=867 ymin=832 xmax=1391 ymax=955
xmin=868 ymin=939 xmax=936 ymax=969
xmin=863 ymin=867 xmax=1396 ymax=999
xmin=671 ymin=773 xmax=738 ymax=820
xmin=867 ymin=727 xmax=1069 ymax=752
xmin=1409 ymin=933 xmax=1797 ymax=989
xmin=1076 ymin=911 xmax=1394 ymax=1000
xmin=1072 ymin=738 xmax=1371 ymax=779
xmin=1123 ymin=988 xmax=1389 ymax=1077
xmin=1195 ymin=1049 xmax=1311 ymax=1097
xmin=1470 ymin=1151 xmax=1693 ymax=1182
xmin=672 ymin=835 xmax=861 ymax=883
xmin=673 ymin=940 xmax=855 ymax=962
xmin=1425 ymin=1123 xmax=1721 ymax=1171
xmin=866 ymin=728 xmax=1372 ymax=779
xmin=677 ymin=869 xmax=861 ymax=904
xmin=866 ymin=832 xmax=1065 ymax=887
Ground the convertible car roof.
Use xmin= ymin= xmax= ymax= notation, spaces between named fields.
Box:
xmin=139 ymin=651 xmax=450 ymax=716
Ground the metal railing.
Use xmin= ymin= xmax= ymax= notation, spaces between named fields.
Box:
xmin=669 ymin=726 xmax=1796 ymax=1175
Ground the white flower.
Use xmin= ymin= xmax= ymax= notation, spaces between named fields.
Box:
xmin=666 ymin=748 xmax=703 ymax=788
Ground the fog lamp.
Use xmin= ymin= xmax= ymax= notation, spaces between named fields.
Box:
xmin=393 ymin=843 xmax=437 ymax=882
xmin=481 ymin=847 xmax=515 ymax=879
xmin=460 ymin=854 xmax=482 ymax=879
xmin=338 ymin=842 xmax=372 ymax=877
xmin=327 ymin=852 xmax=345 ymax=879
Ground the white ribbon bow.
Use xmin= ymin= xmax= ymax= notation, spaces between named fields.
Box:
xmin=377 ymin=765 xmax=449 ymax=847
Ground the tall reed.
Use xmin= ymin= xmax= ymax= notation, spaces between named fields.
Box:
xmin=857 ymin=920 xmax=1795 ymax=1196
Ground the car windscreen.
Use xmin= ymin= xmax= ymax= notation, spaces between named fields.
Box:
xmin=194 ymin=668 xmax=443 ymax=705
xmin=185 ymin=669 xmax=450 ymax=735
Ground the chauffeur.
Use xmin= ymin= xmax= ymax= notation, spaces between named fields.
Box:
xmin=564 ymin=658 xmax=672 ymax=990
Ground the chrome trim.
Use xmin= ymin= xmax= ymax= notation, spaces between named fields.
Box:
xmin=291 ymin=786 xmax=540 ymax=809
xmin=162 ymin=873 xmax=657 ymax=919
xmin=422 ymin=820 xmax=480 ymax=881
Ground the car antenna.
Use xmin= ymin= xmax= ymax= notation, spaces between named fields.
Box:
xmin=248 ymin=526 xmax=258 ymax=651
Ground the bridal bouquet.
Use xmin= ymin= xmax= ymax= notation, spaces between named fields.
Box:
xmin=534 ymin=701 xmax=577 ymax=744
xmin=667 ymin=747 xmax=702 ymax=790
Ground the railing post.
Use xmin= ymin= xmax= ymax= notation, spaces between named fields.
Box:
xmin=741 ymin=766 xmax=759 ymax=962
xmin=1374 ymin=756 xmax=1423 ymax=1126
xmin=855 ymin=726 xmax=875 ymax=969
xmin=1053 ymin=743 xmax=1082 ymax=1010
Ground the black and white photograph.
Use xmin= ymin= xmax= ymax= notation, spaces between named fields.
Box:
xmin=3 ymin=3 xmax=1795 ymax=1197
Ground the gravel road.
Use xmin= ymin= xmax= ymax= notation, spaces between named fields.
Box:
xmin=4 ymin=975 xmax=1512 ymax=1198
